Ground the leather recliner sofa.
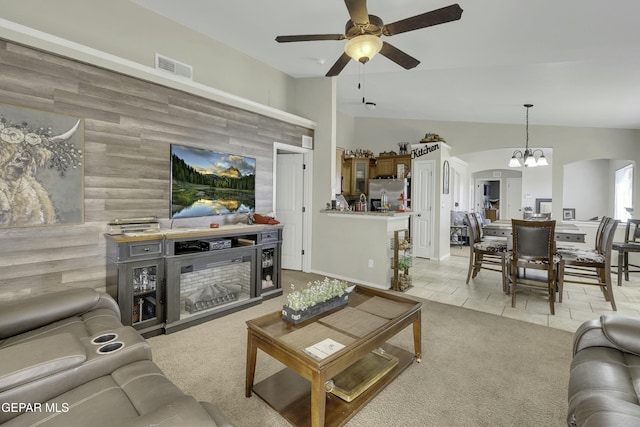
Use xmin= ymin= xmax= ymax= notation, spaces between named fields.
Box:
xmin=567 ymin=315 xmax=640 ymax=426
xmin=0 ymin=288 xmax=232 ymax=426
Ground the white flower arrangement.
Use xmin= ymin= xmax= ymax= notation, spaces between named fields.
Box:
xmin=285 ymin=277 xmax=349 ymax=312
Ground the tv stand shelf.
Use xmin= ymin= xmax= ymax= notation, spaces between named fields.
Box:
xmin=106 ymin=224 xmax=283 ymax=335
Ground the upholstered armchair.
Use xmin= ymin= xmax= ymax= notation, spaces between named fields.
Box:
xmin=568 ymin=315 xmax=640 ymax=426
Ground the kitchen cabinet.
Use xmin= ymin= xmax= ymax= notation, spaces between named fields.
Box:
xmin=352 ymin=159 xmax=369 ymax=194
xmin=342 ymin=157 xmax=374 ymax=195
xmin=342 ymin=154 xmax=411 ymax=194
xmin=374 ymin=155 xmax=411 ymax=178
xmin=375 ymin=157 xmax=395 ymax=177
xmin=341 ymin=160 xmax=352 ymax=195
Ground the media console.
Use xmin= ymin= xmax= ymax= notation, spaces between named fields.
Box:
xmin=105 ymin=224 xmax=283 ymax=336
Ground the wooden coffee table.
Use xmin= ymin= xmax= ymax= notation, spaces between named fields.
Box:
xmin=245 ymin=286 xmax=422 ymax=427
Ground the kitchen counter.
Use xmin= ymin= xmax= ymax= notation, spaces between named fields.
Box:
xmin=321 ymin=209 xmax=413 ymax=218
xmin=314 ymin=210 xmax=411 ymax=289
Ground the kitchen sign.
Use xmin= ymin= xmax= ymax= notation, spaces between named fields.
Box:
xmin=411 ymin=143 xmax=440 ymax=159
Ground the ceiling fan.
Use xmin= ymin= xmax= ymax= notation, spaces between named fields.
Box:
xmin=275 ymin=1 xmax=463 ymax=77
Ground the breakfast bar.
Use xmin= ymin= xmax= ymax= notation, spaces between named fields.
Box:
xmin=315 ymin=210 xmax=412 ymax=289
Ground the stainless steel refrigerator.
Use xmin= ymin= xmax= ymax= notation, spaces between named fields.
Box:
xmin=368 ymin=179 xmax=409 ymax=211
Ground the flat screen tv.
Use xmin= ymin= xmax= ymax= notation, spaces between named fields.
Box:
xmin=170 ymin=144 xmax=256 ymax=218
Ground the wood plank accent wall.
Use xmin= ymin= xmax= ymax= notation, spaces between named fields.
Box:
xmin=0 ymin=40 xmax=313 ymax=301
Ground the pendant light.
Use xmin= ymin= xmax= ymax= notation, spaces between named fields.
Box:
xmin=509 ymin=104 xmax=547 ymax=167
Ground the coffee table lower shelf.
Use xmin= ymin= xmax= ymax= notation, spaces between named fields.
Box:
xmin=252 ymin=343 xmax=415 ymax=427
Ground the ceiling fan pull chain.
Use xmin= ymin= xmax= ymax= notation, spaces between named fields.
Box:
xmin=361 ymin=62 xmax=367 ymax=103
xmin=356 ymin=62 xmax=364 ymax=103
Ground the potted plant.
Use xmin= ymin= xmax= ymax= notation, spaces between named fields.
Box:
xmin=282 ymin=277 xmax=352 ymax=324
xmin=398 ymin=254 xmax=411 ymax=271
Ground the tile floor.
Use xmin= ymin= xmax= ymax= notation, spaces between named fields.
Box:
xmin=404 ymin=247 xmax=640 ymax=333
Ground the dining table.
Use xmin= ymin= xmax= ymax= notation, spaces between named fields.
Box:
xmin=483 ymin=220 xmax=586 ymax=244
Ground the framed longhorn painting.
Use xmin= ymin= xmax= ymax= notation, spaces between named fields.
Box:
xmin=0 ymin=103 xmax=84 ymax=228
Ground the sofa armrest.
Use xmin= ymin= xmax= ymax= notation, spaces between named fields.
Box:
xmin=574 ymin=315 xmax=640 ymax=356
xmin=600 ymin=315 xmax=640 ymax=356
xmin=570 ymin=395 xmax=640 ymax=427
xmin=0 ymin=288 xmax=120 ymax=339
xmin=0 ymin=333 xmax=85 ymax=392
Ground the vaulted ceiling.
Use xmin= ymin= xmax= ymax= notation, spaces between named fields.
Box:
xmin=132 ymin=0 xmax=640 ymax=129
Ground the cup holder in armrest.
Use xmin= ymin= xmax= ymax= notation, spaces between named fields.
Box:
xmin=97 ymin=342 xmax=124 ymax=354
xmin=91 ymin=333 xmax=118 ymax=345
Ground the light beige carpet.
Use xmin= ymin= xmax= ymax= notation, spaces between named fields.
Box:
xmin=147 ymin=271 xmax=573 ymax=426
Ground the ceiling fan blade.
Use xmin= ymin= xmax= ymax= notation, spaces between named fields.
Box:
xmin=276 ymin=34 xmax=345 ymax=43
xmin=326 ymin=52 xmax=352 ymax=77
xmin=383 ymin=4 xmax=463 ymax=36
xmin=380 ymin=42 xmax=420 ymax=70
xmin=344 ymin=0 xmax=369 ymax=26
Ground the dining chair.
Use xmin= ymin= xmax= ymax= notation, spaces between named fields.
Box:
xmin=557 ymin=218 xmax=620 ymax=311
xmin=612 ymin=219 xmax=640 ymax=287
xmin=558 ymin=216 xmax=610 ymax=254
xmin=465 ymin=213 xmax=509 ymax=291
xmin=508 ymin=219 xmax=560 ymax=314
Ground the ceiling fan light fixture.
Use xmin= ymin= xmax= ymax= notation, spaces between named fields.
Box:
xmin=344 ymin=34 xmax=383 ymax=63
xmin=365 ymin=101 xmax=377 ymax=110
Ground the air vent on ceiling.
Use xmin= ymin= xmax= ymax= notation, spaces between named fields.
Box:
xmin=155 ymin=54 xmax=193 ymax=80
xmin=302 ymin=135 xmax=313 ymax=149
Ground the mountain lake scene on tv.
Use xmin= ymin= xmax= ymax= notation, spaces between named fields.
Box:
xmin=171 ymin=145 xmax=256 ymax=218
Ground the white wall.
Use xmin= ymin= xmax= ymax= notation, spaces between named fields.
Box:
xmin=0 ymin=0 xmax=297 ymax=112
xmin=313 ymin=214 xmax=410 ymax=289
xmin=337 ymin=112 xmax=356 ymax=150
xmin=563 ymin=160 xmax=609 ymax=220
xmin=293 ymin=77 xmax=337 ymax=275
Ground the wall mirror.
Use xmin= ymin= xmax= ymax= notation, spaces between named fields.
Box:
xmin=535 ymin=198 xmax=552 ymax=214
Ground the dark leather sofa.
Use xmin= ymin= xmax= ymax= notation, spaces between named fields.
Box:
xmin=0 ymin=288 xmax=232 ymax=426
xmin=567 ymin=315 xmax=640 ymax=426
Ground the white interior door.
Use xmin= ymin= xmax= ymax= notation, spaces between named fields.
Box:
xmin=451 ymin=167 xmax=462 ymax=209
xmin=475 ymin=181 xmax=486 ymax=215
xmin=506 ymin=177 xmax=522 ymax=220
xmin=413 ymin=159 xmax=435 ymax=259
xmin=276 ymin=153 xmax=303 ymax=270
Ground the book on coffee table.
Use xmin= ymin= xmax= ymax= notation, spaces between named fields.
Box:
xmin=328 ymin=349 xmax=399 ymax=402
xmin=304 ymin=338 xmax=345 ymax=360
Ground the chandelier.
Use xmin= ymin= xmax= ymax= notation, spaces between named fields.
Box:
xmin=508 ymin=104 xmax=548 ymax=167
